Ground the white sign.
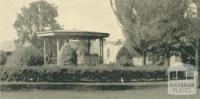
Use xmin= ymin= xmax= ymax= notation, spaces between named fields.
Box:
xmin=168 ymin=80 xmax=197 ymax=95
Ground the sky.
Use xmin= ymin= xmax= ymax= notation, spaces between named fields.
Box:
xmin=0 ymin=0 xmax=124 ymax=42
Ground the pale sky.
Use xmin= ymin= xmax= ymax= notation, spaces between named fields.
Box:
xmin=0 ymin=0 xmax=124 ymax=42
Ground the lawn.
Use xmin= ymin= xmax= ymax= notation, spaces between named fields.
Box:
xmin=1 ymin=87 xmax=199 ymax=99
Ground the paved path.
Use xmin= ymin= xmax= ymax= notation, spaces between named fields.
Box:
xmin=1 ymin=87 xmax=199 ymax=99
xmin=0 ymin=81 xmax=167 ymax=86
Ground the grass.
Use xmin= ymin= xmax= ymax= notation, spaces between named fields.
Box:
xmin=1 ymin=87 xmax=199 ymax=99
xmin=0 ymin=81 xmax=166 ymax=91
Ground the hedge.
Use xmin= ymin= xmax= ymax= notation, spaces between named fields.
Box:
xmin=0 ymin=65 xmax=168 ymax=82
xmin=0 ymin=50 xmax=7 ymax=65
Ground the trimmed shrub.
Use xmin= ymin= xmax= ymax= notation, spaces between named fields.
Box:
xmin=57 ymin=43 xmax=77 ymax=66
xmin=0 ymin=50 xmax=7 ymax=65
xmin=117 ymin=56 xmax=133 ymax=67
xmin=6 ymin=45 xmax=43 ymax=66
xmin=0 ymin=64 xmax=168 ymax=82
xmin=116 ymin=47 xmax=133 ymax=66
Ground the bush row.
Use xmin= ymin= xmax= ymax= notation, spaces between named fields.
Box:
xmin=0 ymin=65 xmax=167 ymax=82
xmin=6 ymin=45 xmax=43 ymax=66
xmin=0 ymin=50 xmax=7 ymax=65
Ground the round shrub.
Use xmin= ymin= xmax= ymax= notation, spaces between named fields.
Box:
xmin=0 ymin=50 xmax=7 ymax=65
xmin=116 ymin=47 xmax=133 ymax=66
xmin=6 ymin=45 xmax=43 ymax=66
xmin=57 ymin=43 xmax=77 ymax=66
xmin=117 ymin=56 xmax=133 ymax=67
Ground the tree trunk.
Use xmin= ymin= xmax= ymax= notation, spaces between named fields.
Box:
xmin=153 ymin=54 xmax=156 ymax=64
xmin=195 ymin=40 xmax=199 ymax=70
xmin=164 ymin=53 xmax=170 ymax=67
xmin=143 ymin=51 xmax=146 ymax=65
xmin=168 ymin=57 xmax=170 ymax=67
xmin=195 ymin=40 xmax=199 ymax=88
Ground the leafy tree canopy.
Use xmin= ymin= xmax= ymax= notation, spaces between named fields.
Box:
xmin=110 ymin=0 xmax=187 ymax=55
xmin=14 ymin=1 xmax=63 ymax=48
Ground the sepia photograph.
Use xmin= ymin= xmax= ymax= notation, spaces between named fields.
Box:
xmin=0 ymin=0 xmax=200 ymax=99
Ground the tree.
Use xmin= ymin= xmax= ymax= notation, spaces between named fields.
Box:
xmin=14 ymin=1 xmax=63 ymax=48
xmin=181 ymin=18 xmax=200 ymax=69
xmin=177 ymin=0 xmax=200 ymax=71
xmin=110 ymin=0 xmax=186 ymax=65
